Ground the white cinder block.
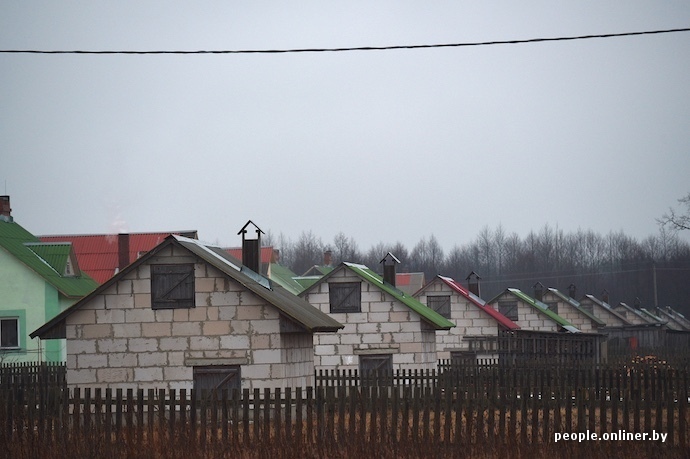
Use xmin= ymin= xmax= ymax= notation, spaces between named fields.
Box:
xmin=220 ymin=335 xmax=249 ymax=350
xmin=134 ymin=367 xmax=164 ymax=382
xmin=128 ymin=338 xmax=159 ymax=352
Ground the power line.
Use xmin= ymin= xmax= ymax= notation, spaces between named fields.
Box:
xmin=1 ymin=27 xmax=689 ymax=55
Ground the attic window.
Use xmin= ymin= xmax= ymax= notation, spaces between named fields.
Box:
xmin=545 ymin=302 xmax=559 ymax=314
xmin=498 ymin=301 xmax=518 ymax=321
xmin=151 ymin=264 xmax=195 ymax=310
xmin=427 ymin=295 xmax=451 ymax=319
xmin=329 ymin=282 xmax=361 ymax=313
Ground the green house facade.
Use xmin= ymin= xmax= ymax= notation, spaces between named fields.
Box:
xmin=0 ymin=208 xmax=97 ymax=363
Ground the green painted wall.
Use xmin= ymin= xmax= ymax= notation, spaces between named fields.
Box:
xmin=0 ymin=247 xmax=67 ymax=362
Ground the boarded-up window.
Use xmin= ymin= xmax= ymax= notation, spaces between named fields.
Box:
xmin=450 ymin=351 xmax=476 ymax=367
xmin=545 ymin=302 xmax=559 ymax=314
xmin=151 ymin=264 xmax=195 ymax=310
xmin=360 ymin=354 xmax=393 ymax=386
xmin=0 ymin=318 xmax=19 ymax=349
xmin=498 ymin=301 xmax=518 ymax=321
xmin=427 ymin=295 xmax=451 ymax=319
xmin=329 ymin=282 xmax=361 ymax=313
xmin=193 ymin=365 xmax=241 ymax=398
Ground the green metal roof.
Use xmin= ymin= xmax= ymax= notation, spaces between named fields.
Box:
xmin=507 ymin=288 xmax=580 ymax=332
xmin=24 ymin=242 xmax=72 ymax=274
xmin=0 ymin=218 xmax=97 ymax=298
xmin=340 ymin=262 xmax=455 ymax=330
xmin=268 ymin=263 xmax=306 ymax=295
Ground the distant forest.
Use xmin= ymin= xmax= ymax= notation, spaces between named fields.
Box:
xmin=264 ymin=223 xmax=690 ymax=314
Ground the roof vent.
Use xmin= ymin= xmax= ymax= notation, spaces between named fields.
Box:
xmin=466 ymin=271 xmax=481 ymax=297
xmin=238 ymin=220 xmax=264 ymax=274
xmin=568 ymin=283 xmax=577 ymax=299
xmin=533 ymin=281 xmax=544 ymax=301
xmin=380 ymin=252 xmax=400 ymax=287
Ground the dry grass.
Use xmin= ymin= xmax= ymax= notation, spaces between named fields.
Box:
xmin=2 ymin=410 xmax=688 ymax=459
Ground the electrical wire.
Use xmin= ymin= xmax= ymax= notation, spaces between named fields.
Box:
xmin=1 ymin=27 xmax=689 ymax=55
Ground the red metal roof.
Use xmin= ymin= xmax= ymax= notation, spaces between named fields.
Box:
xmin=224 ymin=246 xmax=275 ymax=265
xmin=39 ymin=231 xmax=197 ymax=284
xmin=437 ymin=275 xmax=520 ymax=330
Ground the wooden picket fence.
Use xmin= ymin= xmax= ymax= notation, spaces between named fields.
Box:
xmin=1 ymin=382 xmax=688 ymax=451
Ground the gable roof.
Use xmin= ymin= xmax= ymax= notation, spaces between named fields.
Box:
xmin=432 ymin=276 xmax=520 ymax=330
xmin=490 ymin=288 xmax=580 ymax=333
xmin=302 ymin=262 xmax=455 ymax=330
xmin=39 ymin=231 xmax=198 ymax=284
xmin=580 ymin=294 xmax=632 ymax=325
xmin=268 ymin=263 xmax=306 ymax=295
xmin=615 ymin=302 xmax=658 ymax=324
xmin=31 ymin=235 xmax=342 ymax=339
xmin=546 ymin=288 xmax=606 ymax=327
xmin=0 ymin=218 xmax=97 ymax=298
xmin=655 ymin=307 xmax=690 ymax=330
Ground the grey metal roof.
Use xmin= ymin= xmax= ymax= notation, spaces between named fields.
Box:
xmin=32 ymin=235 xmax=342 ymax=338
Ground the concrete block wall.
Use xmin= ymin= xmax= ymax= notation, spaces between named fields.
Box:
xmin=303 ymin=269 xmax=437 ymax=372
xmin=488 ymin=293 xmax=559 ymax=333
xmin=65 ymin=244 xmax=315 ymax=391
xmin=578 ymin=297 xmax=628 ymax=327
xmin=541 ymin=292 xmax=594 ymax=332
xmin=415 ymin=280 xmax=498 ymax=360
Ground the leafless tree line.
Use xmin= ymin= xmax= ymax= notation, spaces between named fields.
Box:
xmin=264 ymin=221 xmax=690 ymax=310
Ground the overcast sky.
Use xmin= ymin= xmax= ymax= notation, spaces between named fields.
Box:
xmin=2 ymin=2 xmax=689 ymax=252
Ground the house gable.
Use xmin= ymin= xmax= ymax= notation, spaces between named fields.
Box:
xmin=32 ymin=235 xmax=342 ymax=391
xmin=301 ymin=264 xmax=443 ymax=372
xmin=487 ymin=289 xmax=577 ymax=333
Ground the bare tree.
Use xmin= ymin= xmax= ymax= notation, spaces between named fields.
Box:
xmin=292 ymin=230 xmax=324 ymax=275
xmin=332 ymin=232 xmax=361 ymax=264
xmin=658 ymin=192 xmax=690 ymax=231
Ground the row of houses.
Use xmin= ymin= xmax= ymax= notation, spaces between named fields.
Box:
xmin=2 ymin=196 xmax=689 ymax=393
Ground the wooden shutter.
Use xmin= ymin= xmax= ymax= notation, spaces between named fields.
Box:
xmin=498 ymin=301 xmax=518 ymax=321
xmin=428 ymin=295 xmax=451 ymax=319
xmin=151 ymin=264 xmax=195 ymax=309
xmin=360 ymin=354 xmax=393 ymax=386
xmin=193 ymin=366 xmax=241 ymax=399
xmin=328 ymin=282 xmax=361 ymax=313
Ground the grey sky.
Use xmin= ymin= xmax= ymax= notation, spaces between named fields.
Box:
xmin=2 ymin=2 xmax=689 ymax=252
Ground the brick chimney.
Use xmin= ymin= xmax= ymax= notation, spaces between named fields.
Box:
xmin=601 ymin=289 xmax=610 ymax=304
xmin=0 ymin=196 xmax=11 ymax=220
xmin=323 ymin=250 xmax=333 ymax=267
xmin=118 ymin=233 xmax=130 ymax=271
xmin=238 ymin=220 xmax=264 ymax=274
xmin=533 ymin=282 xmax=544 ymax=301
xmin=466 ymin=271 xmax=481 ymax=297
xmin=380 ymin=252 xmax=400 ymax=287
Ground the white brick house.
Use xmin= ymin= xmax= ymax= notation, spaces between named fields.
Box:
xmin=414 ymin=275 xmax=520 ymax=361
xmin=300 ymin=256 xmax=454 ymax=374
xmin=538 ymin=286 xmax=606 ymax=333
xmin=578 ymin=294 xmax=632 ymax=327
xmin=486 ymin=288 xmax=580 ymax=333
xmin=31 ymin=235 xmax=342 ymax=392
